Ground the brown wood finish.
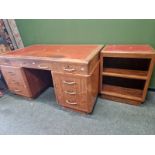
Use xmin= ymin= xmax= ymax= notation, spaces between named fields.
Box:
xmin=87 ymin=61 xmax=100 ymax=112
xmin=1 ymin=66 xmax=31 ymax=97
xmin=52 ymin=61 xmax=99 ymax=113
xmin=23 ymin=69 xmax=52 ymax=98
xmin=101 ymin=84 xmax=143 ymax=101
xmin=100 ymin=44 xmax=155 ymax=105
xmin=102 ymin=68 xmax=148 ymax=80
xmin=142 ymin=58 xmax=155 ymax=101
xmin=100 ymin=94 xmax=142 ymax=105
xmin=0 ymin=45 xmax=103 ymax=113
xmin=0 ymin=45 xmax=102 ymax=62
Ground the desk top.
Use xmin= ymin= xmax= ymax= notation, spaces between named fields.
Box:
xmin=1 ymin=45 xmax=103 ymax=63
xmin=102 ymin=44 xmax=155 ymax=54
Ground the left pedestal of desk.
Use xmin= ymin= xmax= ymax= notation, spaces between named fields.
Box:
xmin=0 ymin=66 xmax=50 ymax=98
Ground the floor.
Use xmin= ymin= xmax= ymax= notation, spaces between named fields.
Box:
xmin=0 ymin=87 xmax=155 ymax=135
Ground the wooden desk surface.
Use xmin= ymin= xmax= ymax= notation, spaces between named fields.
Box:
xmin=102 ymin=44 xmax=155 ymax=54
xmin=1 ymin=44 xmax=103 ymax=63
xmin=101 ymin=44 xmax=155 ymax=59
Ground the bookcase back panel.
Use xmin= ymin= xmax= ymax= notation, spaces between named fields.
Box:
xmin=103 ymin=57 xmax=151 ymax=71
xmin=102 ymin=76 xmax=145 ymax=90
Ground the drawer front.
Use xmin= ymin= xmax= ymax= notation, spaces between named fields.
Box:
xmin=1 ymin=66 xmax=31 ymax=97
xmin=8 ymin=83 xmax=30 ymax=97
xmin=52 ymin=72 xmax=88 ymax=112
xmin=1 ymin=66 xmax=26 ymax=84
xmin=0 ymin=59 xmax=11 ymax=66
xmin=20 ymin=59 xmax=52 ymax=70
xmin=52 ymin=62 xmax=88 ymax=75
xmin=61 ymin=76 xmax=81 ymax=92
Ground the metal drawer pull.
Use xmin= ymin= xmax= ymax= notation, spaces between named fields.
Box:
xmin=12 ymin=82 xmax=18 ymax=84
xmin=66 ymin=100 xmax=77 ymax=105
xmin=63 ymin=81 xmax=76 ymax=85
xmin=64 ymin=90 xmax=77 ymax=95
xmin=63 ymin=68 xmax=75 ymax=72
xmin=8 ymin=72 xmax=15 ymax=75
xmin=14 ymin=89 xmax=21 ymax=92
xmin=38 ymin=65 xmax=49 ymax=69
xmin=3 ymin=62 xmax=8 ymax=65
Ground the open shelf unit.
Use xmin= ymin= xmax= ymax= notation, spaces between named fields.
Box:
xmin=100 ymin=45 xmax=155 ymax=105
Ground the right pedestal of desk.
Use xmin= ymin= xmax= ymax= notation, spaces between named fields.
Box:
xmin=100 ymin=45 xmax=155 ymax=105
xmin=52 ymin=62 xmax=99 ymax=113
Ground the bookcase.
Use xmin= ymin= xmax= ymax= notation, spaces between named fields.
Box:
xmin=100 ymin=45 xmax=155 ymax=105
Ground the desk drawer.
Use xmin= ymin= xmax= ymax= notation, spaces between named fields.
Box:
xmin=52 ymin=72 xmax=88 ymax=112
xmin=1 ymin=66 xmax=26 ymax=83
xmin=0 ymin=59 xmax=11 ymax=66
xmin=20 ymin=59 xmax=52 ymax=70
xmin=61 ymin=76 xmax=80 ymax=91
xmin=62 ymin=91 xmax=88 ymax=111
xmin=1 ymin=66 xmax=31 ymax=97
xmin=9 ymin=83 xmax=30 ymax=97
xmin=52 ymin=62 xmax=88 ymax=75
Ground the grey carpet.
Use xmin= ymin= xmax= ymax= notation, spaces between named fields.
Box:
xmin=0 ymin=87 xmax=155 ymax=135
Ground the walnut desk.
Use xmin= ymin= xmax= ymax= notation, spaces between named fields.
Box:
xmin=0 ymin=45 xmax=103 ymax=113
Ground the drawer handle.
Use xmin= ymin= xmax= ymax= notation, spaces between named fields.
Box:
xmin=63 ymin=68 xmax=75 ymax=72
xmin=66 ymin=100 xmax=77 ymax=105
xmin=8 ymin=71 xmax=15 ymax=74
xmin=12 ymin=80 xmax=17 ymax=83
xmin=63 ymin=81 xmax=76 ymax=85
xmin=3 ymin=62 xmax=8 ymax=65
xmin=12 ymin=82 xmax=18 ymax=84
xmin=9 ymin=73 xmax=16 ymax=76
xmin=64 ymin=90 xmax=77 ymax=95
xmin=14 ymin=89 xmax=21 ymax=92
xmin=38 ymin=65 xmax=49 ymax=69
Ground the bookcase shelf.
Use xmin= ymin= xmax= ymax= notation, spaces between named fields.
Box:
xmin=101 ymin=84 xmax=143 ymax=101
xmin=100 ymin=45 xmax=155 ymax=105
xmin=102 ymin=68 xmax=148 ymax=80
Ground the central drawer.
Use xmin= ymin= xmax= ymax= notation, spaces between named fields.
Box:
xmin=0 ymin=58 xmax=11 ymax=66
xmin=21 ymin=59 xmax=52 ymax=70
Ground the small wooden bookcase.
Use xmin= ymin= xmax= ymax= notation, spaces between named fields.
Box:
xmin=100 ymin=45 xmax=155 ymax=105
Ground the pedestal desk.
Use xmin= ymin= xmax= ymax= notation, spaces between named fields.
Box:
xmin=0 ymin=45 xmax=103 ymax=113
